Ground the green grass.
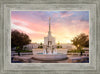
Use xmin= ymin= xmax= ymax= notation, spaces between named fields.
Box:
xmin=15 ymin=50 xmax=32 ymax=53
xmin=68 ymin=49 xmax=85 ymax=53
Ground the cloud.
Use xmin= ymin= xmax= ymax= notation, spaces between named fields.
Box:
xmin=11 ymin=23 xmax=48 ymax=35
xmin=11 ymin=24 xmax=34 ymax=34
xmin=69 ymin=11 xmax=89 ymax=22
xmin=60 ymin=12 xmax=73 ymax=18
xmin=12 ymin=19 xmax=28 ymax=26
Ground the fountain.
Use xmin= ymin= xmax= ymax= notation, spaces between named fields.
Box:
xmin=32 ymin=17 xmax=67 ymax=61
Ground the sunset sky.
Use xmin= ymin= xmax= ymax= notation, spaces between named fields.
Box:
xmin=11 ymin=11 xmax=89 ymax=44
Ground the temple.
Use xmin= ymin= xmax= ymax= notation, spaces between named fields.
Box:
xmin=44 ymin=17 xmax=55 ymax=46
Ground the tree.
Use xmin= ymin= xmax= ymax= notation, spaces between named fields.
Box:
xmin=57 ymin=42 xmax=62 ymax=48
xmin=71 ymin=33 xmax=89 ymax=51
xmin=38 ymin=43 xmax=43 ymax=48
xmin=11 ymin=30 xmax=31 ymax=50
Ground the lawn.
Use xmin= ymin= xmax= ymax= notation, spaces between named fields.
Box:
xmin=15 ymin=50 xmax=32 ymax=53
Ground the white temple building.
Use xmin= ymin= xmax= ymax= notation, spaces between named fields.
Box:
xmin=23 ymin=43 xmax=39 ymax=50
xmin=44 ymin=17 xmax=55 ymax=46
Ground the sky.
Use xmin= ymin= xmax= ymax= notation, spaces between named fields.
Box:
xmin=11 ymin=11 xmax=89 ymax=44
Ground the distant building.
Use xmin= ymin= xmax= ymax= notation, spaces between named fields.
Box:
xmin=60 ymin=43 xmax=76 ymax=50
xmin=23 ymin=43 xmax=39 ymax=50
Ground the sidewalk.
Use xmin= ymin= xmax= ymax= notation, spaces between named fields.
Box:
xmin=12 ymin=55 xmax=89 ymax=63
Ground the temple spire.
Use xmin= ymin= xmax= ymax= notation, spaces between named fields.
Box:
xmin=49 ymin=17 xmax=51 ymax=32
xmin=48 ymin=17 xmax=51 ymax=37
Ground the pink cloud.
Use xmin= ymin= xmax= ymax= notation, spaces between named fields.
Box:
xmin=60 ymin=13 xmax=73 ymax=18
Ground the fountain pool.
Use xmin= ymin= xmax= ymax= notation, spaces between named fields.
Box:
xmin=32 ymin=49 xmax=67 ymax=61
xmin=32 ymin=53 xmax=67 ymax=61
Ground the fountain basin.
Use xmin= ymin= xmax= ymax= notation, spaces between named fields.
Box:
xmin=32 ymin=53 xmax=67 ymax=61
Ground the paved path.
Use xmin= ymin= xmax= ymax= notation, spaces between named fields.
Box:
xmin=12 ymin=55 xmax=89 ymax=63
